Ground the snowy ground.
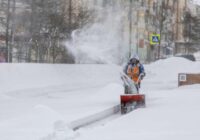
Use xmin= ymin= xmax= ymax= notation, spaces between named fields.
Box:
xmin=0 ymin=57 xmax=200 ymax=140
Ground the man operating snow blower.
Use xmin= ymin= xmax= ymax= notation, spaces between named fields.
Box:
xmin=123 ymin=54 xmax=145 ymax=93
xmin=120 ymin=54 xmax=146 ymax=114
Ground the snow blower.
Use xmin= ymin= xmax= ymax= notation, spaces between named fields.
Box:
xmin=120 ymin=73 xmax=145 ymax=114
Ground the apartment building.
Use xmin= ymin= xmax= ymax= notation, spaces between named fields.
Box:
xmin=126 ymin=0 xmax=191 ymax=61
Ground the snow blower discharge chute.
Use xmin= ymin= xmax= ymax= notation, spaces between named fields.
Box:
xmin=120 ymin=73 xmax=145 ymax=114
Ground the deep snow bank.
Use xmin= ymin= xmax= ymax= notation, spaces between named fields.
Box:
xmin=143 ymin=57 xmax=200 ymax=90
xmin=0 ymin=63 xmax=122 ymax=94
xmin=0 ymin=63 xmax=123 ymax=140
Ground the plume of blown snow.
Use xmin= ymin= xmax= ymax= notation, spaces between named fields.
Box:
xmin=65 ymin=4 xmax=128 ymax=64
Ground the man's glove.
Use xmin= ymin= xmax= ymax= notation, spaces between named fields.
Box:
xmin=140 ymin=72 xmax=145 ymax=80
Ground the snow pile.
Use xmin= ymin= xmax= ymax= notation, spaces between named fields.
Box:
xmin=0 ymin=63 xmax=123 ymax=140
xmin=41 ymin=120 xmax=78 ymax=140
xmin=0 ymin=104 xmax=64 ymax=140
xmin=143 ymin=57 xmax=200 ymax=90
xmin=194 ymin=51 xmax=200 ymax=61
xmin=0 ymin=63 xmax=122 ymax=94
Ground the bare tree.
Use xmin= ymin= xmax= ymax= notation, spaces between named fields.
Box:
xmin=4 ymin=0 xmax=93 ymax=63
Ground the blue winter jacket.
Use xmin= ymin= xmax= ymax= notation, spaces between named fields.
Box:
xmin=123 ymin=62 xmax=145 ymax=76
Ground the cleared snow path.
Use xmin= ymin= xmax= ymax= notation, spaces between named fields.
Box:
xmin=70 ymin=105 xmax=120 ymax=130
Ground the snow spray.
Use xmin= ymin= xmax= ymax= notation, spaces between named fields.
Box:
xmin=65 ymin=2 xmax=129 ymax=64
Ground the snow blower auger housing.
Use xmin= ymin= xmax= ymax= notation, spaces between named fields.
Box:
xmin=120 ymin=94 xmax=145 ymax=114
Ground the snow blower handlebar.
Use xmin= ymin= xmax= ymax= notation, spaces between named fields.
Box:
xmin=136 ymin=73 xmax=145 ymax=85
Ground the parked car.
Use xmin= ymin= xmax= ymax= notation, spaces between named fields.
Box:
xmin=175 ymin=54 xmax=196 ymax=61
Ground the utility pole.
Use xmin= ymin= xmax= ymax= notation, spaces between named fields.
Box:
xmin=158 ymin=0 xmax=164 ymax=59
xmin=176 ymin=0 xmax=179 ymax=41
xmin=136 ymin=8 xmax=139 ymax=54
xmin=6 ymin=0 xmax=11 ymax=63
xmin=10 ymin=0 xmax=15 ymax=63
xmin=129 ymin=0 xmax=133 ymax=58
xmin=69 ymin=0 xmax=72 ymax=34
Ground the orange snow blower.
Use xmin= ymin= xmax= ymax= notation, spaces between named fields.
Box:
xmin=120 ymin=73 xmax=145 ymax=114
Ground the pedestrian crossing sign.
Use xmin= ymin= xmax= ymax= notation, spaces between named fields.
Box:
xmin=150 ymin=34 xmax=160 ymax=45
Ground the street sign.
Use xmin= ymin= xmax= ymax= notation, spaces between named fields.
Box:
xmin=150 ymin=34 xmax=160 ymax=45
